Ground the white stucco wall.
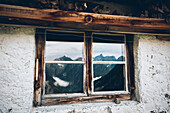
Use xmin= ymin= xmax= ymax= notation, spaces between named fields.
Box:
xmin=133 ymin=35 xmax=170 ymax=113
xmin=0 ymin=26 xmax=35 ymax=113
xmin=0 ymin=26 xmax=169 ymax=113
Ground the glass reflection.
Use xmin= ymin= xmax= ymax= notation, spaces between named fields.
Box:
xmin=93 ymin=64 xmax=125 ymax=91
xmin=93 ymin=43 xmax=125 ymax=61
xmin=45 ymin=63 xmax=83 ymax=94
xmin=46 ymin=41 xmax=84 ymax=61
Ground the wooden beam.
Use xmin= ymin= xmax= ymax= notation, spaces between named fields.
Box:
xmin=1 ymin=16 xmax=170 ymax=36
xmin=125 ymin=34 xmax=135 ymax=100
xmin=33 ymin=28 xmax=46 ymax=106
xmin=85 ymin=32 xmax=93 ymax=95
xmin=42 ymin=94 xmax=130 ymax=105
xmin=157 ymin=36 xmax=170 ymax=41
xmin=0 ymin=4 xmax=170 ymax=35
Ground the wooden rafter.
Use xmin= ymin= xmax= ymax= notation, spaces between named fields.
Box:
xmin=0 ymin=4 xmax=170 ymax=35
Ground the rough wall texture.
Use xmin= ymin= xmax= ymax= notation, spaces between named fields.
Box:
xmin=134 ymin=35 xmax=170 ymax=113
xmin=0 ymin=26 xmax=35 ymax=113
xmin=0 ymin=26 xmax=170 ymax=113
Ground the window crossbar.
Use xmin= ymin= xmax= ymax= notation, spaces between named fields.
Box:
xmin=45 ymin=61 xmax=85 ymax=64
xmin=93 ymin=61 xmax=125 ymax=64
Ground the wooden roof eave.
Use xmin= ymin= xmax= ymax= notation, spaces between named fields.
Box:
xmin=0 ymin=4 xmax=170 ymax=36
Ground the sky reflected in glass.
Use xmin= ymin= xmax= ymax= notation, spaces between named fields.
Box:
xmin=46 ymin=41 xmax=84 ymax=61
xmin=93 ymin=43 xmax=125 ymax=61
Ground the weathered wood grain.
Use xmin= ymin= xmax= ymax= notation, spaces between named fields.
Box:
xmin=85 ymin=32 xmax=93 ymax=95
xmin=0 ymin=16 xmax=170 ymax=36
xmin=0 ymin=4 xmax=170 ymax=35
xmin=126 ymin=34 xmax=135 ymax=99
xmin=0 ymin=4 xmax=169 ymax=28
xmin=42 ymin=94 xmax=130 ymax=105
xmin=33 ymin=28 xmax=46 ymax=106
xmin=157 ymin=36 xmax=170 ymax=41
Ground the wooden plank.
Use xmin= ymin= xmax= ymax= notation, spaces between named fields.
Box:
xmin=0 ymin=16 xmax=170 ymax=36
xmin=124 ymin=36 xmax=128 ymax=92
xmin=157 ymin=36 xmax=170 ymax=41
xmin=0 ymin=4 xmax=169 ymax=29
xmin=125 ymin=34 xmax=135 ymax=99
xmin=33 ymin=28 xmax=46 ymax=106
xmin=42 ymin=94 xmax=130 ymax=105
xmin=85 ymin=32 xmax=93 ymax=95
xmin=0 ymin=4 xmax=170 ymax=35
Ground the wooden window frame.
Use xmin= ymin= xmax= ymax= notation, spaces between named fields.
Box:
xmin=91 ymin=33 xmax=128 ymax=96
xmin=44 ymin=30 xmax=86 ymax=98
xmin=33 ymin=28 xmax=135 ymax=106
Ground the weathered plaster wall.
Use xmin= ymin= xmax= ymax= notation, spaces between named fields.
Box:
xmin=0 ymin=26 xmax=169 ymax=113
xmin=0 ymin=26 xmax=35 ymax=113
xmin=134 ymin=35 xmax=170 ymax=113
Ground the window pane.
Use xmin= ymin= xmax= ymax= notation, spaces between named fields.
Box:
xmin=93 ymin=43 xmax=125 ymax=61
xmin=93 ymin=64 xmax=125 ymax=92
xmin=46 ymin=41 xmax=84 ymax=61
xmin=45 ymin=63 xmax=83 ymax=94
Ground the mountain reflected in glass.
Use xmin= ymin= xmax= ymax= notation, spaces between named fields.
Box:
xmin=45 ymin=54 xmax=125 ymax=94
xmin=94 ymin=64 xmax=125 ymax=91
xmin=93 ymin=43 xmax=125 ymax=61
xmin=46 ymin=41 xmax=84 ymax=61
xmin=45 ymin=61 xmax=83 ymax=94
xmin=93 ymin=54 xmax=125 ymax=61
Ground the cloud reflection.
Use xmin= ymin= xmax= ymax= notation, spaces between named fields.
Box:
xmin=46 ymin=41 xmax=124 ymax=61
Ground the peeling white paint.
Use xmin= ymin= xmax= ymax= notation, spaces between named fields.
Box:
xmin=0 ymin=26 xmax=170 ymax=113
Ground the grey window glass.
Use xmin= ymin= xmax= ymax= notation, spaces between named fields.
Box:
xmin=45 ymin=64 xmax=83 ymax=94
xmin=45 ymin=31 xmax=84 ymax=94
xmin=46 ymin=41 xmax=84 ymax=61
xmin=93 ymin=64 xmax=125 ymax=92
xmin=93 ymin=43 xmax=125 ymax=61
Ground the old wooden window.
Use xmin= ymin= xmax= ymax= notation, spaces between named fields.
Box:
xmin=45 ymin=30 xmax=86 ymax=98
xmin=92 ymin=33 xmax=127 ymax=94
xmin=34 ymin=29 xmax=135 ymax=106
